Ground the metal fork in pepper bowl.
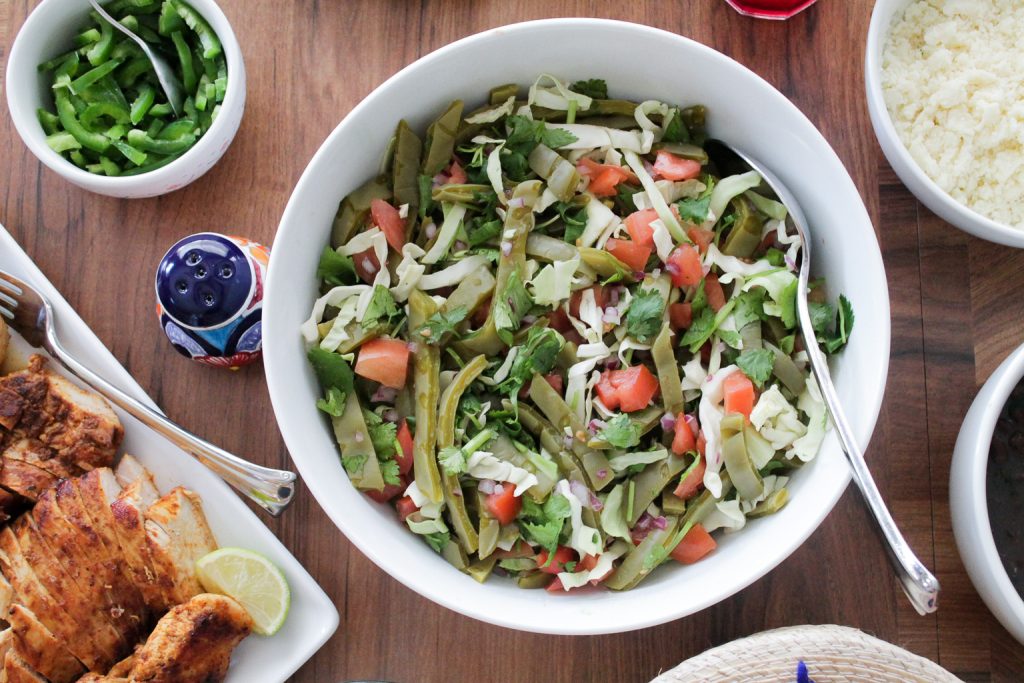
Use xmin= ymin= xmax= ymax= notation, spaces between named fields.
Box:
xmin=0 ymin=270 xmax=296 ymax=516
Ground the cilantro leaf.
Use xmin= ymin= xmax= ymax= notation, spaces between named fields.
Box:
xmin=661 ymin=108 xmax=690 ymax=144
xmin=808 ymin=301 xmax=835 ymax=337
xmin=363 ymin=409 xmax=398 ymax=459
xmin=625 ymin=288 xmax=666 ymax=343
xmin=307 ymin=347 xmax=355 ymax=395
xmin=679 ymin=307 xmax=717 ymax=349
xmin=439 ymin=446 xmax=468 ymax=476
xmin=555 ymin=201 xmax=587 ymax=244
xmin=717 ymin=329 xmax=742 ymax=349
xmin=539 ymin=126 xmax=578 ymax=149
xmin=494 ymin=270 xmax=533 ymax=345
xmin=778 ymin=279 xmax=798 ymax=329
xmin=520 ymin=520 xmax=562 ymax=554
xmin=732 ymin=289 xmax=766 ymax=330
xmin=735 ymin=349 xmax=775 ymax=388
xmin=598 ymin=414 xmax=642 ymax=449
xmin=317 ymin=247 xmax=357 ymax=287
xmin=504 ymin=115 xmax=538 ymax=154
xmin=315 ymin=386 xmax=346 ymax=417
xmin=361 ymin=285 xmax=400 ymax=331
xmin=496 ymin=327 xmax=564 ymax=399
xmin=341 ymin=454 xmax=367 ymax=476
xmin=415 ymin=306 xmax=469 ymax=344
xmin=765 ymin=247 xmax=786 ymax=267
xmin=569 ymin=78 xmax=608 ymax=100
xmin=467 ymin=218 xmax=502 ymax=246
xmin=543 ymin=492 xmax=571 ymax=520
xmin=675 ymin=177 xmax=716 ymax=225
xmin=519 ymin=492 xmax=571 ymax=556
xmin=423 ymin=531 xmax=450 ymax=553
xmin=380 ymin=459 xmax=401 ymax=486
xmin=822 ymin=295 xmax=855 ymax=354
xmin=690 ymin=279 xmax=708 ymax=316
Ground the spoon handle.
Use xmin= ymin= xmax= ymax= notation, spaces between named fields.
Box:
xmin=796 ymin=286 xmax=940 ymax=614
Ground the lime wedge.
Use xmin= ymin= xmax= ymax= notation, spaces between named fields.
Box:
xmin=196 ymin=547 xmax=291 ymax=636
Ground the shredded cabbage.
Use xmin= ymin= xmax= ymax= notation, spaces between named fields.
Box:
xmin=702 ymin=499 xmax=746 ymax=534
xmin=608 ymin=448 xmax=669 ymax=473
xmin=697 ymin=365 xmax=741 ymax=498
xmin=465 ymin=96 xmax=516 ymax=124
xmin=708 ymin=171 xmax=762 ymax=227
xmin=750 ymin=385 xmax=807 ymax=450
xmin=624 ymin=150 xmax=685 ymax=241
xmin=391 ymin=243 xmax=427 ymax=301
xmin=556 ymin=480 xmax=603 ymax=556
xmin=466 ymin=451 xmax=539 ymax=496
xmin=421 ymin=204 xmax=467 ymax=264
xmin=300 ymin=284 xmax=371 ymax=342
xmin=551 ymin=124 xmax=652 ymax=153
xmin=528 ymin=73 xmax=594 ymax=112
xmin=577 ymin=195 xmax=621 ymax=248
xmin=529 ymin=255 xmax=580 ymax=306
xmin=789 ymin=377 xmax=828 ymax=461
xmin=417 ymin=254 xmax=490 ymax=290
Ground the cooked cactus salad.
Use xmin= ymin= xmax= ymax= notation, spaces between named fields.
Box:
xmin=303 ymin=75 xmax=854 ymax=592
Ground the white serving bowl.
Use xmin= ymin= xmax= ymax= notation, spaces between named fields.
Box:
xmin=5 ymin=0 xmax=245 ymax=198
xmin=865 ymin=0 xmax=1024 ymax=247
xmin=264 ymin=18 xmax=890 ymax=635
xmin=951 ymin=345 xmax=1024 ymax=644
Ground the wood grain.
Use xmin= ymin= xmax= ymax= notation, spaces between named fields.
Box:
xmin=2 ymin=0 xmax=1024 ymax=680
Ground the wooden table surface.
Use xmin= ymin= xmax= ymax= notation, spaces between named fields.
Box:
xmin=3 ymin=0 xmax=1024 ymax=680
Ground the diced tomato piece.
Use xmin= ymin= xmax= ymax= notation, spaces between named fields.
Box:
xmin=671 ymin=414 xmax=696 ymax=455
xmin=696 ymin=431 xmax=707 ymax=457
xmin=546 ymin=576 xmax=566 ymax=593
xmin=705 ymin=274 xmax=726 ymax=312
xmin=687 ymin=228 xmax=715 ymax=254
xmin=445 ymin=159 xmax=467 ymax=185
xmin=370 ymin=199 xmax=405 ymax=252
xmin=353 ymin=248 xmax=380 ymax=284
xmin=666 ymin=244 xmax=703 ymax=287
xmin=577 ymin=157 xmax=638 ymax=182
xmin=537 ymin=546 xmax=576 ymax=575
xmin=595 ymin=370 xmax=621 ymax=410
xmin=590 ymin=168 xmax=631 ymax=197
xmin=395 ymin=419 xmax=414 ymax=475
xmin=569 ymin=285 xmax=607 ymax=319
xmin=653 ymin=150 xmax=702 ymax=181
xmin=611 ymin=365 xmax=659 ymax=413
xmin=670 ymin=524 xmax=717 ymax=565
xmin=354 ymin=338 xmax=411 ymax=389
xmin=548 ymin=306 xmax=573 ymax=333
xmin=668 ymin=303 xmax=693 ymax=330
xmin=395 ymin=495 xmax=418 ymax=521
xmin=578 ymin=554 xmax=600 ymax=572
xmin=366 ymin=475 xmax=407 ymax=504
xmin=544 ymin=373 xmax=564 ymax=395
xmin=673 ymin=458 xmax=706 ymax=500
xmin=625 ymin=209 xmax=659 ymax=248
xmin=485 ymin=485 xmax=522 ymax=526
xmin=723 ymin=371 xmax=756 ymax=420
xmin=606 ymin=238 xmax=652 ymax=272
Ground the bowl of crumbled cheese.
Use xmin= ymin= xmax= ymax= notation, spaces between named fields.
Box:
xmin=866 ymin=0 xmax=1024 ymax=247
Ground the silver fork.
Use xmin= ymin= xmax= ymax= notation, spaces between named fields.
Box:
xmin=0 ymin=270 xmax=296 ymax=516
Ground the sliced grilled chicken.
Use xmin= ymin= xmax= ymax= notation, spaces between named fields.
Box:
xmin=0 ymin=526 xmax=106 ymax=671
xmin=76 ymin=469 xmax=150 ymax=639
xmin=6 ymin=604 xmax=85 ymax=683
xmin=0 ymin=356 xmax=121 ymax=471
xmin=109 ymin=463 xmax=168 ymax=612
xmin=2 ymin=650 xmax=48 ymax=683
xmin=0 ymin=629 xmax=12 ymax=667
xmin=11 ymin=515 xmax=129 ymax=665
xmin=0 ymin=458 xmax=57 ymax=503
xmin=113 ymin=454 xmax=149 ymax=489
xmin=3 ymin=439 xmax=83 ymax=480
xmin=144 ymin=487 xmax=217 ymax=609
xmin=76 ymin=676 xmax=128 ymax=683
xmin=126 ymin=594 xmax=252 ymax=683
xmin=0 ymin=565 xmax=13 ymax=617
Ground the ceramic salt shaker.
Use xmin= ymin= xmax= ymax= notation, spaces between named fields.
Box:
xmin=155 ymin=232 xmax=268 ymax=369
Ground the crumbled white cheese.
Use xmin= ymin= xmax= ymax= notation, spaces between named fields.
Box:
xmin=882 ymin=0 xmax=1024 ymax=228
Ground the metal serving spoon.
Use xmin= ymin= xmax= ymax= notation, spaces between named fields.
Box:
xmin=0 ymin=270 xmax=296 ymax=516
xmin=88 ymin=0 xmax=184 ymax=116
xmin=705 ymin=139 xmax=940 ymax=615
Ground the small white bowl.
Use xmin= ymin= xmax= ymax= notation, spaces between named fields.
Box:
xmin=865 ymin=0 xmax=1024 ymax=247
xmin=951 ymin=344 xmax=1024 ymax=644
xmin=5 ymin=0 xmax=245 ymax=198
xmin=264 ymin=18 xmax=891 ymax=635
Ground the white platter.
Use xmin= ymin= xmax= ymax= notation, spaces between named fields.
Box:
xmin=0 ymin=224 xmax=338 ymax=680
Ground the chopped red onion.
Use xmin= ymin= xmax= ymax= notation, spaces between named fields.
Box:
xmin=643 ymin=160 xmax=656 ymax=175
xmin=522 ymin=314 xmax=537 ymax=324
xmin=493 ymin=483 xmax=505 ymax=496
xmin=633 ymin=271 xmax=645 ymax=281
xmin=651 ymin=268 xmax=662 ymax=278
xmin=382 ymin=409 xmax=399 ymax=423
xmin=602 ymin=307 xmax=620 ymax=325
xmin=596 ymin=468 xmax=609 ymax=480
xmin=706 ymin=374 xmax=714 ymax=383
xmin=604 ymin=358 xmax=620 ymax=370
xmin=406 ymin=342 xmax=419 ymax=353
xmin=508 ymin=197 xmax=526 ymax=209
xmin=785 ymin=254 xmax=797 ymax=271
xmin=432 ymin=172 xmax=448 ymax=187
xmin=635 ymin=512 xmax=653 ymax=531
xmin=660 ymin=413 xmax=676 ymax=432
xmin=354 ymin=431 xmax=364 ymax=443
xmin=652 ymin=515 xmax=668 ymax=530
xmin=589 ymin=493 xmax=604 ymax=511
xmin=425 ymin=222 xmax=438 ymax=239
xmin=454 ymin=240 xmax=467 ymax=251
xmin=664 ymin=261 xmax=680 ymax=278
xmin=478 ymin=480 xmax=496 ymax=494
xmin=371 ymin=386 xmax=399 ymax=403
xmin=608 ymin=287 xmax=621 ymax=306
xmin=702 ymin=264 xmax=711 ymax=276
xmin=569 ymin=480 xmax=591 ymax=506
xmin=500 ymin=241 xmax=512 ymax=256
xmin=684 ymin=414 xmax=699 ymax=435
xmin=588 ymin=418 xmax=608 ymax=434
xmin=562 ymin=433 xmax=574 ymax=449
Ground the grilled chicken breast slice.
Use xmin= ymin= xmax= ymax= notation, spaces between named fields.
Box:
xmin=144 ymin=487 xmax=217 ymax=608
xmin=126 ymin=594 xmax=252 ymax=683
xmin=0 ymin=526 xmax=106 ymax=670
xmin=110 ymin=465 xmax=168 ymax=612
xmin=3 ymin=439 xmax=83 ymax=480
xmin=2 ymin=650 xmax=48 ymax=683
xmin=6 ymin=604 xmax=85 ymax=683
xmin=0 ymin=458 xmax=57 ymax=503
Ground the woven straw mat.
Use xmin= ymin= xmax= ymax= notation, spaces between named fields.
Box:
xmin=651 ymin=624 xmax=961 ymax=683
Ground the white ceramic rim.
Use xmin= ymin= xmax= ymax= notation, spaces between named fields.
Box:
xmin=864 ymin=0 xmax=1023 ymax=246
xmin=952 ymin=344 xmax=1024 ymax=638
xmin=5 ymin=0 xmax=243 ymax=191
xmin=266 ymin=17 xmax=890 ymax=635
